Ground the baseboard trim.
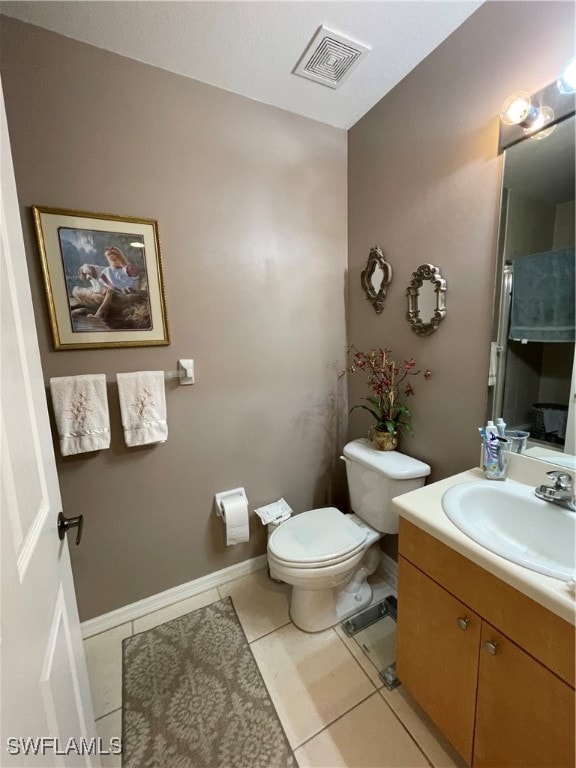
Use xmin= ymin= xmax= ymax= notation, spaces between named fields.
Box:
xmin=380 ymin=551 xmax=398 ymax=590
xmin=81 ymin=554 xmax=268 ymax=639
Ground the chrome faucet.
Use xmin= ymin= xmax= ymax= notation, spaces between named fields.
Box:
xmin=535 ymin=471 xmax=576 ymax=511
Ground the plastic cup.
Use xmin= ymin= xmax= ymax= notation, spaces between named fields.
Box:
xmin=483 ymin=438 xmax=510 ymax=479
xmin=503 ymin=430 xmax=529 ymax=454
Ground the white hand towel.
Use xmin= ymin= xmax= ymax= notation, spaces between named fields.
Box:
xmin=50 ymin=374 xmax=110 ymax=456
xmin=117 ymin=371 xmax=168 ymax=447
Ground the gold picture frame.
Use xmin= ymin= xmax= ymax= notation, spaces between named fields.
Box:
xmin=32 ymin=206 xmax=170 ymax=350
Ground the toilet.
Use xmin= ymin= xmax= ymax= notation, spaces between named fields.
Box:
xmin=267 ymin=438 xmax=430 ymax=632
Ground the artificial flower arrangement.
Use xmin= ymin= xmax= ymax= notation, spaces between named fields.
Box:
xmin=341 ymin=346 xmax=431 ymax=448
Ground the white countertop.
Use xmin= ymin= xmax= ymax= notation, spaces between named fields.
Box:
xmin=392 ymin=457 xmax=576 ymax=626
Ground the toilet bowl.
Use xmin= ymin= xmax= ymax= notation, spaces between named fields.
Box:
xmin=267 ymin=439 xmax=430 ymax=632
xmin=268 ymin=507 xmax=382 ymax=632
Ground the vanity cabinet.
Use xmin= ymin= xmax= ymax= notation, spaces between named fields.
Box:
xmin=397 ymin=518 xmax=575 ymax=768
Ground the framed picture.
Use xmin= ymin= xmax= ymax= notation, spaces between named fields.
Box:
xmin=32 ymin=206 xmax=170 ymax=350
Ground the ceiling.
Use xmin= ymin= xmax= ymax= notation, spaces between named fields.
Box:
xmin=0 ymin=1 xmax=483 ymax=129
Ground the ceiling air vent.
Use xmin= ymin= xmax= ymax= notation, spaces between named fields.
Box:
xmin=293 ymin=26 xmax=370 ymax=90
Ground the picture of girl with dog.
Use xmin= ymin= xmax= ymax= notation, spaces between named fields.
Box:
xmin=58 ymin=228 xmax=152 ymax=332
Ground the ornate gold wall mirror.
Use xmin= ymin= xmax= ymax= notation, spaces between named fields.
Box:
xmin=361 ymin=246 xmax=392 ymax=314
xmin=406 ymin=263 xmax=447 ymax=336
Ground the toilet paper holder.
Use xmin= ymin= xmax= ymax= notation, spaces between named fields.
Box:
xmin=215 ymin=487 xmax=248 ymax=517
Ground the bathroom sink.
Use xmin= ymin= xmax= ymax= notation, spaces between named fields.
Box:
xmin=441 ymin=480 xmax=576 ymax=581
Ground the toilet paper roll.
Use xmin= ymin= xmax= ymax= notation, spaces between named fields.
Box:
xmin=221 ymin=493 xmax=249 ymax=546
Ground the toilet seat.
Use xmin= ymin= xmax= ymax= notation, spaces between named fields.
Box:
xmin=268 ymin=507 xmax=368 ymax=568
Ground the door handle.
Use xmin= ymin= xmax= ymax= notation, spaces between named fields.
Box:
xmin=57 ymin=512 xmax=84 ymax=545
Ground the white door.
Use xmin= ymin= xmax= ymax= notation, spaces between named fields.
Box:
xmin=1 ymin=80 xmax=100 ymax=767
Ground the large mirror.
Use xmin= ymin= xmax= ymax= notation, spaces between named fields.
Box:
xmin=488 ymin=110 xmax=575 ymax=469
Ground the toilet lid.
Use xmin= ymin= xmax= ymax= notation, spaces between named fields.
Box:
xmin=268 ymin=507 xmax=367 ymax=564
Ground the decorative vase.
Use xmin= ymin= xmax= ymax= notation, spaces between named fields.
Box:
xmin=372 ymin=429 xmax=398 ymax=451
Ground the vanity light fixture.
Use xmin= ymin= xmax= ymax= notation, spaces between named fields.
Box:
xmin=500 ymin=57 xmax=575 ymax=138
xmin=499 ymin=91 xmax=555 ymax=137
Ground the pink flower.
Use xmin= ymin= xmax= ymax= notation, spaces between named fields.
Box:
xmin=340 ymin=345 xmax=431 ymax=436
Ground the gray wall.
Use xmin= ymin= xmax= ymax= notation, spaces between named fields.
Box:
xmin=347 ymin=1 xmax=574 ymax=484
xmin=1 ymin=17 xmax=348 ymax=620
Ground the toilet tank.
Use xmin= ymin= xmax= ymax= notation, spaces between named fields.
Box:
xmin=342 ymin=439 xmax=431 ymax=533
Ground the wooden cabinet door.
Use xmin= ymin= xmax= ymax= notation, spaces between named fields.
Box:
xmin=474 ymin=622 xmax=576 ymax=768
xmin=397 ymin=556 xmax=481 ymax=764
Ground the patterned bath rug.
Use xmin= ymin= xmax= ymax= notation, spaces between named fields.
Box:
xmin=122 ymin=597 xmax=297 ymax=768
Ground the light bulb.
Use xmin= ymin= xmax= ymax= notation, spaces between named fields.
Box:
xmin=526 ymin=106 xmax=556 ymax=140
xmin=500 ymin=91 xmax=539 ymax=126
xmin=557 ymin=56 xmax=576 ymax=94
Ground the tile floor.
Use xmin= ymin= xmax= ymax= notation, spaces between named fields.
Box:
xmin=85 ymin=567 xmax=466 ymax=768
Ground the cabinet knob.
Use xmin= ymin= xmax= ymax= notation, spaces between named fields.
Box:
xmin=484 ymin=640 xmax=499 ymax=655
xmin=456 ymin=616 xmax=470 ymax=631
